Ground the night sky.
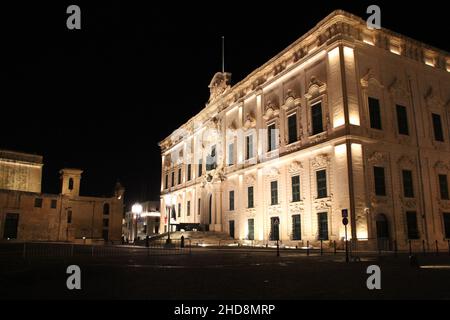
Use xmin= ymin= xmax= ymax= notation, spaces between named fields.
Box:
xmin=1 ymin=1 xmax=448 ymax=209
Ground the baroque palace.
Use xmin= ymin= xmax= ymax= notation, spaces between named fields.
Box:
xmin=159 ymin=10 xmax=450 ymax=250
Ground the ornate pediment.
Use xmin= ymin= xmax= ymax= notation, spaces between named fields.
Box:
xmin=314 ymin=197 xmax=332 ymax=210
xmin=163 ymin=154 xmax=172 ymax=168
xmin=243 ymin=112 xmax=256 ymax=130
xmin=263 ymin=99 xmax=280 ymax=120
xmin=311 ymin=154 xmax=330 ymax=169
xmin=388 ymin=77 xmax=410 ymax=99
xmin=397 ymin=155 xmax=415 ymax=168
xmin=264 ymin=166 xmax=280 ymax=178
xmin=245 ymin=174 xmax=256 ymax=185
xmin=424 ymin=87 xmax=444 ymax=108
xmin=208 ymin=72 xmax=231 ymax=104
xmin=434 ymin=161 xmax=449 ymax=172
xmin=360 ymin=68 xmax=384 ymax=89
xmin=228 ymin=120 xmax=237 ymax=133
xmin=305 ymin=76 xmax=326 ymax=100
xmin=288 ymin=161 xmax=303 ymax=174
xmin=368 ymin=151 xmax=386 ymax=164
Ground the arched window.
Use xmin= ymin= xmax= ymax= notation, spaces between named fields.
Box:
xmin=103 ymin=203 xmax=110 ymax=215
xmin=68 ymin=178 xmax=74 ymax=191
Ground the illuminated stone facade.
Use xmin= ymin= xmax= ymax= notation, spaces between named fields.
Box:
xmin=160 ymin=10 xmax=450 ymax=250
xmin=0 ymin=151 xmax=125 ymax=243
xmin=0 ymin=150 xmax=43 ymax=193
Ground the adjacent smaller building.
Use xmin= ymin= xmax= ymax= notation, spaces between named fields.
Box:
xmin=0 ymin=150 xmax=125 ymax=244
xmin=123 ymin=201 xmax=161 ymax=242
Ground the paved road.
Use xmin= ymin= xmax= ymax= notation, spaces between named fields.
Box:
xmin=1 ymin=245 xmax=450 ymax=299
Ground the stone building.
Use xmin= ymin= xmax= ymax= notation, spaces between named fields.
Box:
xmin=123 ymin=201 xmax=161 ymax=242
xmin=0 ymin=150 xmax=125 ymax=243
xmin=159 ymin=10 xmax=450 ymax=250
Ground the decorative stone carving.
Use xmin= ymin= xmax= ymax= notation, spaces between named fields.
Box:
xmin=265 ymin=167 xmax=280 ymax=178
xmin=397 ymin=155 xmax=415 ymax=168
xmin=243 ymin=112 xmax=256 ymax=130
xmin=424 ymin=87 xmax=444 ymax=108
xmin=245 ymin=174 xmax=256 ymax=185
xmin=434 ymin=161 xmax=449 ymax=171
xmin=368 ymin=151 xmax=386 ymax=164
xmin=438 ymin=200 xmax=450 ymax=210
xmin=289 ymin=202 xmax=304 ymax=214
xmin=288 ymin=161 xmax=303 ymax=174
xmin=314 ymin=198 xmax=332 ymax=210
xmin=305 ymin=76 xmax=326 ymax=100
xmin=388 ymin=77 xmax=410 ymax=98
xmin=208 ymin=72 xmax=231 ymax=104
xmin=311 ymin=154 xmax=330 ymax=169
xmin=360 ymin=68 xmax=384 ymax=89
xmin=263 ymin=99 xmax=280 ymax=120
xmin=400 ymin=197 xmax=417 ymax=209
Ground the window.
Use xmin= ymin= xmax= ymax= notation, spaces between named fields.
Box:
xmin=374 ymin=166 xmax=386 ymax=196
xmin=178 ymin=203 xmax=181 ymax=218
xmin=165 ymin=174 xmax=168 ymax=189
xmin=368 ymin=97 xmax=382 ymax=129
xmin=103 ymin=218 xmax=109 ymax=228
xmin=288 ymin=114 xmax=298 ymax=144
xmin=178 ymin=168 xmax=182 ymax=184
xmin=316 ymin=170 xmax=327 ymax=199
xmin=311 ymin=103 xmax=324 ymax=135
xmin=198 ymin=159 xmax=203 ymax=177
xmin=187 ymin=201 xmax=191 ymax=216
xmin=206 ymin=145 xmax=217 ymax=171
xmin=51 ymin=199 xmax=57 ymax=209
xmin=396 ymin=105 xmax=409 ymax=135
xmin=318 ymin=212 xmax=329 ymax=240
xmin=267 ymin=123 xmax=277 ymax=152
xmin=229 ymin=191 xmax=235 ymax=211
xmin=103 ymin=203 xmax=110 ymax=215
xmin=34 ymin=198 xmax=43 ymax=208
xmin=292 ymin=214 xmax=301 ymax=240
xmin=171 ymin=171 xmax=175 ymax=187
xmin=439 ymin=174 xmax=449 ymax=200
xmin=270 ymin=181 xmax=278 ymax=205
xmin=67 ymin=210 xmax=72 ymax=224
xmin=246 ymin=135 xmax=253 ymax=160
xmin=402 ymin=170 xmax=414 ymax=198
xmin=270 ymin=217 xmax=280 ymax=241
xmin=198 ymin=198 xmax=201 ymax=215
xmin=248 ymin=219 xmax=254 ymax=240
xmin=443 ymin=213 xmax=450 ymax=239
xmin=432 ymin=113 xmax=444 ymax=142
xmin=406 ymin=211 xmax=419 ymax=239
xmin=68 ymin=178 xmax=74 ymax=191
xmin=248 ymin=186 xmax=254 ymax=208
xmin=187 ymin=164 xmax=191 ymax=181
xmin=228 ymin=143 xmax=234 ymax=166
xmin=102 ymin=230 xmax=109 ymax=241
xmin=292 ymin=175 xmax=301 ymax=202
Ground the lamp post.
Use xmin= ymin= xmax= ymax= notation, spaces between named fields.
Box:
xmin=131 ymin=203 xmax=143 ymax=243
xmin=164 ymin=194 xmax=174 ymax=244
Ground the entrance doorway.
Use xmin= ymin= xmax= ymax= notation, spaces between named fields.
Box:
xmin=270 ymin=217 xmax=280 ymax=241
xmin=3 ymin=213 xmax=19 ymax=239
xmin=376 ymin=214 xmax=390 ymax=250
xmin=229 ymin=220 xmax=235 ymax=238
xmin=208 ymin=194 xmax=212 ymax=225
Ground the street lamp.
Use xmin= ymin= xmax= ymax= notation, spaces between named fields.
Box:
xmin=132 ymin=203 xmax=143 ymax=243
xmin=164 ymin=194 xmax=175 ymax=244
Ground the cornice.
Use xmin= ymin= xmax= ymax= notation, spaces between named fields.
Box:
xmin=160 ymin=9 xmax=450 ymax=153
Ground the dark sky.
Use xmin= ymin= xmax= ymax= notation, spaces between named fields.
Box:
xmin=1 ymin=1 xmax=448 ymax=209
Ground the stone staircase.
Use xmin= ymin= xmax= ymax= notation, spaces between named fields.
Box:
xmin=160 ymin=231 xmax=235 ymax=246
